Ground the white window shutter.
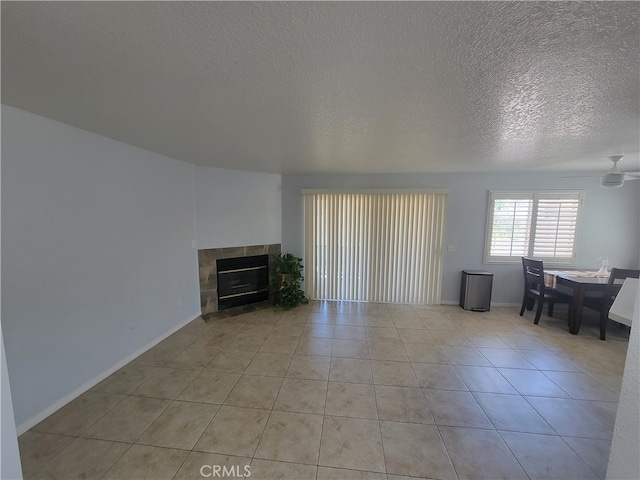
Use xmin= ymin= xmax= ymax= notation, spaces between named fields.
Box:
xmin=489 ymin=198 xmax=533 ymax=257
xmin=532 ymin=195 xmax=581 ymax=262
xmin=485 ymin=191 xmax=582 ymax=264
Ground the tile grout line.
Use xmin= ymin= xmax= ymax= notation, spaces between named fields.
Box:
xmin=247 ymin=309 xmax=295 ymax=468
xmin=369 ymin=329 xmax=388 ymax=477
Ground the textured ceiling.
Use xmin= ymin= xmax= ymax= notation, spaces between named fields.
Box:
xmin=2 ymin=2 xmax=639 ymax=174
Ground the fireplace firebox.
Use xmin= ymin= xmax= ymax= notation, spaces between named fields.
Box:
xmin=216 ymin=255 xmax=269 ymax=310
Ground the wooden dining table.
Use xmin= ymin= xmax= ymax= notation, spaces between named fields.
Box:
xmin=544 ymin=270 xmax=610 ymax=334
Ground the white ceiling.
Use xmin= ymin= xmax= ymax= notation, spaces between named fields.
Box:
xmin=2 ymin=1 xmax=639 ymax=175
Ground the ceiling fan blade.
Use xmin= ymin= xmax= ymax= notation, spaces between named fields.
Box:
xmin=556 ymin=159 xmax=637 ymax=181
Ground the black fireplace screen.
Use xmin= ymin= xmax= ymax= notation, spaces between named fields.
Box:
xmin=217 ymin=255 xmax=269 ymax=310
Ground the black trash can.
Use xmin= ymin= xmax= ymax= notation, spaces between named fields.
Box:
xmin=460 ymin=270 xmax=493 ymax=311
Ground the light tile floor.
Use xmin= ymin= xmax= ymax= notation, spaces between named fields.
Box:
xmin=19 ymin=302 xmax=629 ymax=479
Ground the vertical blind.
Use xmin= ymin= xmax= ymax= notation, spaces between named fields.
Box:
xmin=303 ymin=191 xmax=447 ymax=304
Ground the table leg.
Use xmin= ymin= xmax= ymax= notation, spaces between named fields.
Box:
xmin=569 ymin=286 xmax=585 ymax=335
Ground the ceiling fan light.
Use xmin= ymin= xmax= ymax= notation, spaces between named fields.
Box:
xmin=601 ymin=173 xmax=625 ymax=188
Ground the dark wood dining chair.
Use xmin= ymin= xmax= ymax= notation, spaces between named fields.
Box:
xmin=583 ymin=268 xmax=640 ymax=340
xmin=520 ymin=257 xmax=571 ymax=325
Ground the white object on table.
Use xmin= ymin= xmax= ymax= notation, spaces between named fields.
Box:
xmin=609 ymin=278 xmax=639 ymax=328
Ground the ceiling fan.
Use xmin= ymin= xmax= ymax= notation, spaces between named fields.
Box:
xmin=561 ymin=155 xmax=640 ymax=188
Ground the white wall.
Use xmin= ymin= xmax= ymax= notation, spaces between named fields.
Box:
xmin=1 ymin=127 xmax=23 ymax=479
xmin=1 ymin=330 xmax=23 ymax=480
xmin=194 ymin=165 xmax=281 ymax=249
xmin=2 ymin=106 xmax=201 ymax=430
xmin=281 ymin=173 xmax=640 ymax=304
xmin=607 ymin=294 xmax=640 ymax=479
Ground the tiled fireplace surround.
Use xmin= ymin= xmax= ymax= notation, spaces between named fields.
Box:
xmin=198 ymin=244 xmax=281 ymax=315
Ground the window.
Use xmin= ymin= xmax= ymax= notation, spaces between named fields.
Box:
xmin=485 ymin=191 xmax=583 ymax=264
xmin=303 ymin=191 xmax=447 ymax=304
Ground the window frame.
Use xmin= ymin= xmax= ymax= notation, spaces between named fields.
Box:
xmin=484 ymin=190 xmax=584 ymax=266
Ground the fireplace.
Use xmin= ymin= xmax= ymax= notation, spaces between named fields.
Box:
xmin=216 ymin=254 xmax=269 ymax=310
xmin=198 ymin=243 xmax=280 ymax=314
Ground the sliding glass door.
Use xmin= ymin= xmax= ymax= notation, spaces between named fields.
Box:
xmin=303 ymin=191 xmax=447 ymax=304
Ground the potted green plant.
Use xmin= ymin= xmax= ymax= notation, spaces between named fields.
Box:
xmin=271 ymin=253 xmax=307 ymax=309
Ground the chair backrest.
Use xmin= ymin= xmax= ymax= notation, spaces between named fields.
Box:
xmin=606 ymin=268 xmax=640 ymax=299
xmin=522 ymin=257 xmax=546 ymax=292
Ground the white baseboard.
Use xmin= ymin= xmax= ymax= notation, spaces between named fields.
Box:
xmin=16 ymin=311 xmax=201 ymax=435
